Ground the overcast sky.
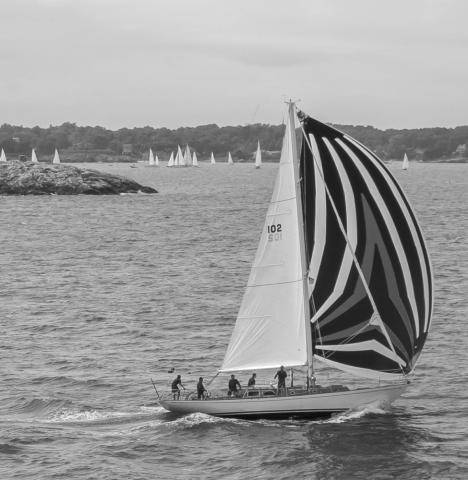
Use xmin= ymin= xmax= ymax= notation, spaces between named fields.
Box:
xmin=0 ymin=0 xmax=466 ymax=129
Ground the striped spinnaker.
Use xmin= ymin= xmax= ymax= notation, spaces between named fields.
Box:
xmin=300 ymin=115 xmax=433 ymax=379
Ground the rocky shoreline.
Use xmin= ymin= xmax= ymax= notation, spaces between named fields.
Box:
xmin=0 ymin=161 xmax=157 ymax=195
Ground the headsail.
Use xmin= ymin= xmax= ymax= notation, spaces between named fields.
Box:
xmin=220 ymin=106 xmax=308 ymax=372
xmin=299 ymin=115 xmax=433 ymax=379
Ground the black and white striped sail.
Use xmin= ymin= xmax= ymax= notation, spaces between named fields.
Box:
xmin=300 ymin=115 xmax=433 ymax=379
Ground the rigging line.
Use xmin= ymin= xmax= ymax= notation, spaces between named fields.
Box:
xmin=300 ymin=127 xmax=405 ymax=375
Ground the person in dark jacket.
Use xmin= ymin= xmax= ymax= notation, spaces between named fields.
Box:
xmin=248 ymin=373 xmax=257 ymax=387
xmin=228 ymin=374 xmax=241 ymax=397
xmin=274 ymin=366 xmax=287 ymax=395
xmin=197 ymin=377 xmax=206 ymax=400
xmin=171 ymin=375 xmax=184 ymax=399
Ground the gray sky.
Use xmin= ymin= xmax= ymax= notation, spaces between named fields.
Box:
xmin=1 ymin=0 xmax=466 ymax=129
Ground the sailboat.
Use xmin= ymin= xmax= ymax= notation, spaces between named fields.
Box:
xmin=167 ymin=152 xmax=174 ymax=167
xmin=184 ymin=145 xmax=192 ymax=166
xmin=31 ymin=149 xmax=39 ymax=163
xmin=148 ymin=148 xmax=155 ymax=166
xmin=227 ymin=152 xmax=234 ymax=165
xmin=210 ymin=152 xmax=216 ymax=164
xmin=192 ymin=151 xmax=199 ymax=167
xmin=158 ymin=102 xmax=433 ymax=419
xmin=255 ymin=141 xmax=262 ymax=169
xmin=0 ymin=148 xmax=6 ymax=162
xmin=155 ymin=154 xmax=159 ymax=166
xmin=175 ymin=145 xmax=184 ymax=167
xmin=402 ymin=153 xmax=409 ymax=170
xmin=52 ymin=149 xmax=60 ymax=164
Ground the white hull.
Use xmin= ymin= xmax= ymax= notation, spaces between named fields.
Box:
xmin=159 ymin=383 xmax=407 ymax=419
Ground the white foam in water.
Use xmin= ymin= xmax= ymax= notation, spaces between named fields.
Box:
xmin=46 ymin=409 xmax=134 ymax=423
xmin=325 ymin=401 xmax=390 ymax=424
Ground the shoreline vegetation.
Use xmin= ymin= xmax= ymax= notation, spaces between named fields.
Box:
xmin=0 ymin=122 xmax=467 ymax=164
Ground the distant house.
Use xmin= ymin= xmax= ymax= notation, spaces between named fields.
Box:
xmin=454 ymin=144 xmax=466 ymax=155
xmin=122 ymin=144 xmax=133 ymax=155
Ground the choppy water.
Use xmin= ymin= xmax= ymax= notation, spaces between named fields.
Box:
xmin=0 ymin=162 xmax=467 ymax=479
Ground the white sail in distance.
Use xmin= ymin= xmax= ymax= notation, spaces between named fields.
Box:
xmin=220 ymin=107 xmax=308 ymax=372
xmin=255 ymin=141 xmax=262 ymax=168
xmin=31 ymin=149 xmax=39 ymax=163
xmin=192 ymin=151 xmax=199 ymax=167
xmin=210 ymin=152 xmax=216 ymax=164
xmin=167 ymin=152 xmax=174 ymax=167
xmin=155 ymin=154 xmax=159 ymax=166
xmin=184 ymin=145 xmax=192 ymax=166
xmin=148 ymin=148 xmax=155 ymax=165
xmin=402 ymin=153 xmax=409 ymax=170
xmin=227 ymin=152 xmax=233 ymax=164
xmin=176 ymin=145 xmax=184 ymax=166
xmin=52 ymin=149 xmax=60 ymax=164
xmin=0 ymin=149 xmax=6 ymax=162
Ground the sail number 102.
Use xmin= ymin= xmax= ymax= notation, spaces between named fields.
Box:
xmin=267 ymin=223 xmax=282 ymax=241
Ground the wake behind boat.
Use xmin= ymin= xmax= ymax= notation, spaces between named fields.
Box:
xmin=156 ymin=102 xmax=433 ymax=419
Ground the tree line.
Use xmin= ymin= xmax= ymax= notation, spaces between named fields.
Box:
xmin=0 ymin=121 xmax=467 ymax=161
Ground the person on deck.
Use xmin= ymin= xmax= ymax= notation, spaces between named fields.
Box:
xmin=248 ymin=373 xmax=256 ymax=387
xmin=274 ymin=366 xmax=287 ymax=395
xmin=197 ymin=377 xmax=207 ymax=400
xmin=228 ymin=374 xmax=241 ymax=397
xmin=171 ymin=374 xmax=184 ymax=400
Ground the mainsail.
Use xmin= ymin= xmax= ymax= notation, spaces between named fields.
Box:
xmin=299 ymin=115 xmax=432 ymax=379
xmin=31 ymin=149 xmax=39 ymax=163
xmin=210 ymin=152 xmax=216 ymax=164
xmin=227 ymin=152 xmax=233 ymax=164
xmin=0 ymin=148 xmax=6 ymax=162
xmin=167 ymin=152 xmax=174 ymax=167
xmin=184 ymin=145 xmax=192 ymax=166
xmin=220 ymin=106 xmax=308 ymax=372
xmin=255 ymin=141 xmax=262 ymax=168
xmin=192 ymin=151 xmax=199 ymax=167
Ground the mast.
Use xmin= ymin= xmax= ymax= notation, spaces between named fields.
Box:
xmin=288 ymin=102 xmax=314 ymax=384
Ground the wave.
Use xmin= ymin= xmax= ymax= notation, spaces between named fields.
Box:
xmin=324 ymin=401 xmax=390 ymax=424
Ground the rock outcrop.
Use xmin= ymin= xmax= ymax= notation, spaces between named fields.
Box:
xmin=0 ymin=161 xmax=157 ymax=195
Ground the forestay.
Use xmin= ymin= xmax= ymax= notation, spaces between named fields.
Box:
xmin=299 ymin=115 xmax=433 ymax=379
xmin=220 ymin=110 xmax=308 ymax=372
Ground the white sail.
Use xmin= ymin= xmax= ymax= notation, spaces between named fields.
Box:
xmin=176 ymin=145 xmax=184 ymax=166
xmin=0 ymin=148 xmax=6 ymax=162
xmin=192 ymin=151 xmax=199 ymax=167
xmin=402 ymin=153 xmax=409 ymax=170
xmin=167 ymin=152 xmax=174 ymax=167
xmin=148 ymin=148 xmax=155 ymax=165
xmin=210 ymin=152 xmax=216 ymax=164
xmin=220 ymin=107 xmax=308 ymax=372
xmin=255 ymin=141 xmax=262 ymax=168
xmin=184 ymin=145 xmax=192 ymax=166
xmin=227 ymin=152 xmax=233 ymax=164
xmin=155 ymin=154 xmax=159 ymax=166
xmin=31 ymin=149 xmax=38 ymax=163
xmin=52 ymin=149 xmax=60 ymax=164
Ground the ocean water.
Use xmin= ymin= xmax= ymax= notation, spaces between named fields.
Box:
xmin=0 ymin=162 xmax=467 ymax=479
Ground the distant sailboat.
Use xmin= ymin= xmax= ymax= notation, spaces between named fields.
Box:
xmin=52 ymin=149 xmax=60 ymax=164
xmin=255 ymin=140 xmax=262 ymax=169
xmin=184 ymin=145 xmax=192 ymax=166
xmin=175 ymin=145 xmax=184 ymax=166
xmin=402 ymin=153 xmax=409 ymax=170
xmin=31 ymin=149 xmax=39 ymax=163
xmin=0 ymin=148 xmax=6 ymax=162
xmin=155 ymin=154 xmax=159 ymax=166
xmin=227 ymin=152 xmax=233 ymax=165
xmin=192 ymin=151 xmax=199 ymax=167
xmin=148 ymin=148 xmax=155 ymax=166
xmin=167 ymin=152 xmax=174 ymax=167
xmin=210 ymin=152 xmax=216 ymax=164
